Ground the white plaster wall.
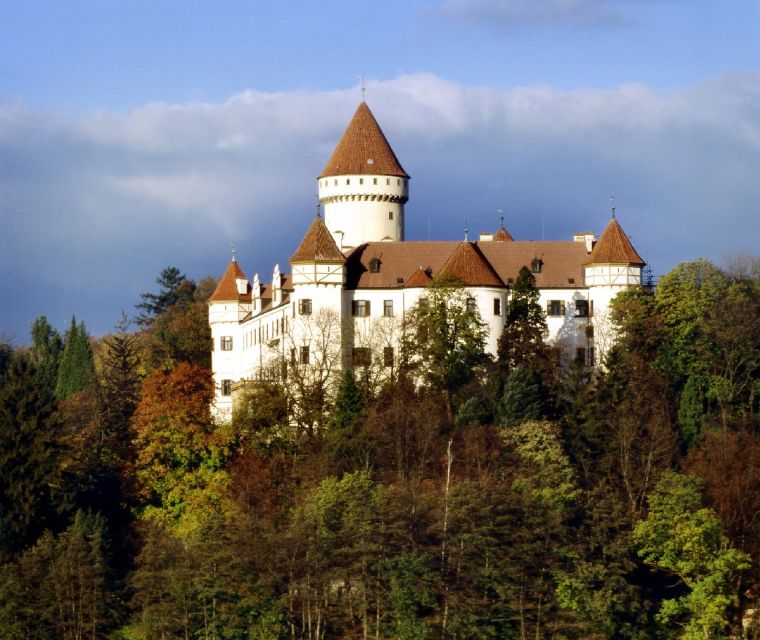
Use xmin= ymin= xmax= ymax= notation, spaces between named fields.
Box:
xmin=319 ymin=174 xmax=408 ymax=249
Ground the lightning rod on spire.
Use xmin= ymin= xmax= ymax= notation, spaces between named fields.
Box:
xmin=231 ymin=242 xmax=236 ymax=262
xmin=358 ymin=74 xmax=366 ymax=102
xmin=497 ymin=208 xmax=504 ymax=228
xmin=610 ymin=195 xmax=616 ymax=219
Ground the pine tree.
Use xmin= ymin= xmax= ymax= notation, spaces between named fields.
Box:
xmin=136 ymin=266 xmax=195 ymax=324
xmin=29 ymin=316 xmax=63 ymax=395
xmin=54 ymin=317 xmax=98 ymax=401
xmin=0 ymin=357 xmax=65 ymax=552
xmin=327 ymin=369 xmax=370 ymax=472
xmin=498 ymin=365 xmax=542 ymax=428
xmin=498 ymin=266 xmax=549 ymax=373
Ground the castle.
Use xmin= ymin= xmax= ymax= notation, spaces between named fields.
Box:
xmin=208 ymin=101 xmax=645 ymax=416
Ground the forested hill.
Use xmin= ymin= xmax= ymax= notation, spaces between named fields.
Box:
xmin=1 ymin=258 xmax=760 ymax=639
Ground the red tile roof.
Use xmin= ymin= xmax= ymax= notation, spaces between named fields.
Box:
xmin=319 ymin=102 xmax=409 ymax=179
xmin=290 ymin=216 xmax=346 ymax=264
xmin=438 ymin=242 xmax=504 ymax=287
xmin=405 ymin=267 xmax=433 ymax=288
xmin=585 ymin=218 xmax=645 ymax=266
xmin=209 ymin=260 xmax=250 ymax=302
xmin=493 ymin=226 xmax=513 ymax=241
xmin=346 ymin=240 xmax=588 ymax=290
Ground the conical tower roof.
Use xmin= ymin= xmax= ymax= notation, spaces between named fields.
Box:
xmin=405 ymin=267 xmax=433 ymax=288
xmin=209 ymin=259 xmax=247 ymax=302
xmin=320 ymin=102 xmax=409 ymax=179
xmin=585 ymin=218 xmax=645 ymax=266
xmin=290 ymin=216 xmax=346 ymax=264
xmin=438 ymin=242 xmax=504 ymax=287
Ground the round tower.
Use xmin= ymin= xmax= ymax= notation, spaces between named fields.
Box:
xmin=318 ymin=102 xmax=409 ymax=252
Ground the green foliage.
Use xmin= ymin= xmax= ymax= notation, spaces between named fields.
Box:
xmin=54 ymin=316 xmax=98 ymax=401
xmin=136 ymin=265 xmax=194 ymax=322
xmin=380 ymin=551 xmax=438 ymax=640
xmin=498 ymin=265 xmax=549 ymax=372
xmin=498 ymin=365 xmax=543 ymax=428
xmin=29 ymin=316 xmax=63 ymax=394
xmin=402 ymin=276 xmax=489 ymax=406
xmin=634 ymin=471 xmax=750 ymax=639
xmin=0 ymin=357 xmax=65 ymax=553
xmin=677 ymin=374 xmax=707 ymax=449
xmin=327 ymin=369 xmax=370 ymax=472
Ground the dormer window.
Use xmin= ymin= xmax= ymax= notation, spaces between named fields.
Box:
xmin=369 ymin=258 xmax=381 ymax=273
xmin=531 ymin=258 xmax=543 ymax=273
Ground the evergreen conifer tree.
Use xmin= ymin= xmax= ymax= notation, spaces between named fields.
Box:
xmin=54 ymin=316 xmax=98 ymax=401
xmin=30 ymin=316 xmax=63 ymax=395
xmin=136 ymin=266 xmax=195 ymax=324
xmin=498 ymin=365 xmax=543 ymax=428
xmin=498 ymin=266 xmax=549 ymax=372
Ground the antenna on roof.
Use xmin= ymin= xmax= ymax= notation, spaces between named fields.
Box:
xmin=464 ymin=218 xmax=469 ymax=241
xmin=358 ymin=74 xmax=366 ymax=102
xmin=231 ymin=241 xmax=236 ymax=262
xmin=610 ymin=195 xmax=616 ymax=219
xmin=497 ymin=208 xmax=504 ymax=228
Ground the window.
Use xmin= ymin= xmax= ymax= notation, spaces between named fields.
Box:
xmin=221 ymin=336 xmax=233 ymax=351
xmin=298 ymin=298 xmax=312 ymax=315
xmin=574 ymin=300 xmax=589 ymax=317
xmin=300 ymin=346 xmax=310 ymax=365
xmin=346 ymin=178 xmax=350 ymax=185
xmin=221 ymin=379 xmax=232 ymax=396
xmin=359 ymin=178 xmax=364 ymax=185
xmin=383 ymin=300 xmax=394 ymax=317
xmin=547 ymin=300 xmax=566 ymax=316
xmin=369 ymin=258 xmax=381 ymax=273
xmin=531 ymin=258 xmax=543 ymax=273
xmin=388 ymin=211 xmax=393 ymax=220
xmin=493 ymin=298 xmax=501 ymax=316
xmin=373 ymin=178 xmax=377 ymax=185
xmin=352 ymin=347 xmax=371 ymax=366
xmin=352 ymin=300 xmax=371 ymax=317
xmin=383 ymin=346 xmax=394 ymax=367
xmin=466 ymin=297 xmax=477 ymax=314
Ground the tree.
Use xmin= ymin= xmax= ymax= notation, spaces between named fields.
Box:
xmin=29 ymin=316 xmax=63 ymax=395
xmin=129 ymin=362 xmax=231 ymax=536
xmin=54 ymin=316 xmax=98 ymax=401
xmin=634 ymin=471 xmax=750 ymax=639
xmin=497 ymin=266 xmax=549 ymax=373
xmin=136 ymin=265 xmax=195 ymax=323
xmin=0 ymin=357 xmax=65 ymax=553
xmin=401 ymin=276 xmax=489 ymax=415
xmin=326 ymin=368 xmax=371 ymax=473
xmin=498 ymin=365 xmax=543 ymax=428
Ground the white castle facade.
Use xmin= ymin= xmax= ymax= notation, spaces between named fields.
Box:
xmin=209 ymin=102 xmax=645 ymax=417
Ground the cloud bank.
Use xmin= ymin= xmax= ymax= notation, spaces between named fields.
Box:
xmin=2 ymin=72 xmax=759 ymax=340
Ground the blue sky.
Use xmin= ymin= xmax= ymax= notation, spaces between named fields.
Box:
xmin=2 ymin=0 xmax=759 ymax=342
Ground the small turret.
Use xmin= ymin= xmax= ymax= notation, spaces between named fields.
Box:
xmin=318 ymin=102 xmax=409 ymax=251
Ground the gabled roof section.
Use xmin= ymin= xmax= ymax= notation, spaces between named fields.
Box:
xmin=209 ymin=260 xmax=248 ymax=302
xmin=290 ymin=216 xmax=346 ymax=264
xmin=438 ymin=242 xmax=504 ymax=287
xmin=405 ymin=267 xmax=433 ymax=288
xmin=585 ymin=218 xmax=645 ymax=266
xmin=493 ymin=226 xmax=513 ymax=242
xmin=320 ymin=102 xmax=409 ymax=179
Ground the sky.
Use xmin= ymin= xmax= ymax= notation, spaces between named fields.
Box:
xmin=1 ymin=0 xmax=759 ymax=343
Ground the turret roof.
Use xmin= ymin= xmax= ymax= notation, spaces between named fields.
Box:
xmin=209 ymin=259 xmax=248 ymax=302
xmin=319 ymin=102 xmax=409 ymax=179
xmin=438 ymin=242 xmax=504 ymax=287
xmin=290 ymin=216 xmax=346 ymax=264
xmin=585 ymin=218 xmax=645 ymax=266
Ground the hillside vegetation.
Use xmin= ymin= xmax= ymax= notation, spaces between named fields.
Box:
xmin=2 ymin=259 xmax=760 ymax=639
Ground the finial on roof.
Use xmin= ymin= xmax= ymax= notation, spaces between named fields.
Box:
xmin=610 ymin=195 xmax=616 ymax=219
xmin=464 ymin=218 xmax=469 ymax=241
xmin=497 ymin=208 xmax=504 ymax=228
xmin=358 ymin=74 xmax=366 ymax=102
xmin=231 ymin=241 xmax=236 ymax=262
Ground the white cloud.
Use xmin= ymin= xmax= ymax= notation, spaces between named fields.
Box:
xmin=1 ymin=72 xmax=759 ymax=339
